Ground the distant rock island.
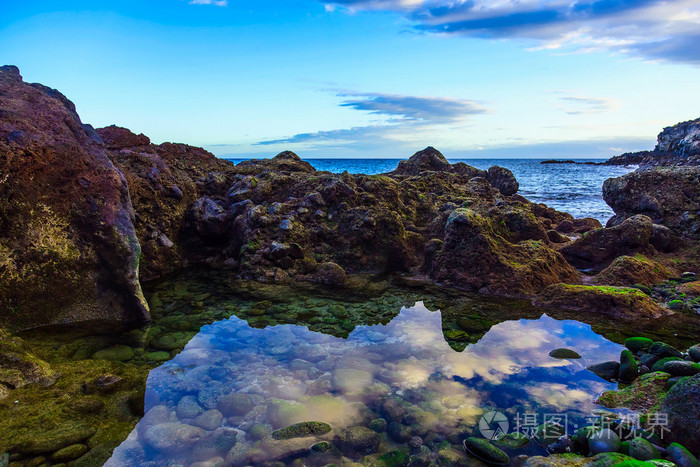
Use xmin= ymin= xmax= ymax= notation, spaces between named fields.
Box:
xmin=541 ymin=159 xmax=602 ymax=165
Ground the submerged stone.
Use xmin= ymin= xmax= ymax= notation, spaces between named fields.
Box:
xmin=589 ymin=429 xmax=621 ymax=455
xmin=271 ymin=421 xmax=331 ymax=440
xmin=463 ymin=437 xmax=509 ymax=465
xmin=143 ymin=423 xmax=206 ymax=453
xmin=336 ymin=426 xmax=380 ymax=458
xmin=91 ymin=345 xmax=134 ymax=362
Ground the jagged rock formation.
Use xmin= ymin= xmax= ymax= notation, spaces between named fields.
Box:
xmin=603 ymin=167 xmax=700 ymax=238
xmin=606 ymin=118 xmax=700 ymax=167
xmin=0 ymin=66 xmax=149 ymax=330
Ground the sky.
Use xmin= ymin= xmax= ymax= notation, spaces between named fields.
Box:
xmin=1 ymin=0 xmax=699 ymax=159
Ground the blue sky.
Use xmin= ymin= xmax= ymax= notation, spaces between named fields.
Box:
xmin=1 ymin=0 xmax=699 ymax=158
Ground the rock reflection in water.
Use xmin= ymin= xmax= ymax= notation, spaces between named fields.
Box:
xmin=108 ymin=301 xmax=623 ymax=466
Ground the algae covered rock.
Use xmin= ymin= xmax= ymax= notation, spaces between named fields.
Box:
xmin=0 ymin=66 xmax=149 ymax=329
xmin=596 ymin=371 xmax=670 ymax=412
xmin=534 ymin=284 xmax=668 ymax=319
xmin=666 ymin=442 xmax=700 ymax=467
xmin=660 ymin=374 xmax=700 ymax=452
xmin=271 ymin=421 xmax=331 ymax=440
xmin=593 ymin=255 xmax=669 ymax=287
xmin=625 ymin=337 xmax=654 ymax=354
xmin=463 ymin=437 xmax=509 ymax=465
xmin=549 ymin=348 xmax=582 ymax=359
xmin=619 ymin=350 xmax=639 ymax=382
xmin=336 ymin=426 xmax=380 ymax=458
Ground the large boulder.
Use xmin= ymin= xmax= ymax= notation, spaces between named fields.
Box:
xmin=391 ymin=146 xmax=452 ymax=175
xmin=603 ymin=167 xmax=700 ymax=238
xmin=429 ymin=208 xmax=579 ymax=295
xmin=534 ymin=284 xmax=669 ymax=319
xmin=234 ymin=150 xmax=315 ymax=174
xmin=659 ymin=373 xmax=700 ymax=452
xmin=561 ymin=215 xmax=670 ymax=269
xmin=593 ymin=254 xmax=669 ymax=287
xmin=0 ymin=65 xmax=149 ymax=329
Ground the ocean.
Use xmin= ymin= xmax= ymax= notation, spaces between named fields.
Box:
xmin=225 ymin=158 xmax=636 ymax=225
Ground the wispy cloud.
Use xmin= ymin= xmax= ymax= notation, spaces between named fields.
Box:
xmin=323 ymin=0 xmax=700 ymax=65
xmin=256 ymin=91 xmax=488 ymax=147
xmin=558 ymin=95 xmax=618 ymax=115
xmin=339 ymin=92 xmax=487 ymax=122
xmin=189 ymin=0 xmax=228 ymax=6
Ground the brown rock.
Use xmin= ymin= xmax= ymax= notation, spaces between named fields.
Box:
xmin=534 ymin=284 xmax=669 ymax=319
xmin=593 ymin=255 xmax=669 ymax=287
xmin=0 ymin=66 xmax=148 ymax=329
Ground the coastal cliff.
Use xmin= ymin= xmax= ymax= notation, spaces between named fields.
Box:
xmin=606 ymin=118 xmax=700 ymax=167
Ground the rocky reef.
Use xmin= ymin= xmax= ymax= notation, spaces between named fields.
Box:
xmin=606 ymin=118 xmax=700 ymax=167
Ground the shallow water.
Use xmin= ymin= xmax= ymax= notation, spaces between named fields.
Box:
xmin=103 ymin=276 xmax=649 ymax=466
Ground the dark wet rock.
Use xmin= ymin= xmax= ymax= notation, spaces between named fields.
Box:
xmin=586 ymin=361 xmax=620 ymax=381
xmin=627 ymin=437 xmax=659 ymax=461
xmin=549 ymin=348 xmax=581 ymax=359
xmin=485 ymin=166 xmax=519 ymax=196
xmin=387 ymin=421 xmax=412 ymax=443
xmin=597 ymin=372 xmax=670 ymax=412
xmin=369 ymin=418 xmax=387 ymax=432
xmin=547 ymin=229 xmax=571 ymax=243
xmin=589 ymin=429 xmax=621 ymax=455
xmin=143 ymin=422 xmax=206 ymax=453
xmin=666 ymin=442 xmax=700 ymax=467
xmin=0 ymin=328 xmax=55 ymax=390
xmin=561 ymin=215 xmax=669 ymax=270
xmin=593 ymin=255 xmax=669 ymax=287
xmin=336 ymin=426 xmax=380 ymax=458
xmin=271 ymin=421 xmax=331 ymax=440
xmin=650 ymin=357 xmax=682 ymax=372
xmin=392 ymin=147 xmax=452 ymax=175
xmin=603 ymin=167 xmax=700 ymax=239
xmin=619 ymin=350 xmax=638 ymax=382
xmin=0 ymin=66 xmax=149 ymax=329
xmin=649 ymin=342 xmax=682 ymax=359
xmin=624 ymin=337 xmax=654 ymax=354
xmin=660 ymin=374 xmax=700 ymax=452
xmin=689 ymin=344 xmax=700 ymax=362
xmin=463 ymin=437 xmax=509 ymax=465
xmin=663 ymin=360 xmax=700 ymax=376
xmin=187 ymin=197 xmax=232 ymax=238
xmin=534 ymin=284 xmax=668 ymax=319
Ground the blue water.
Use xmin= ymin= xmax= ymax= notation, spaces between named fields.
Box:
xmin=108 ymin=301 xmax=623 ymax=466
xmin=226 ymin=158 xmax=636 ymax=225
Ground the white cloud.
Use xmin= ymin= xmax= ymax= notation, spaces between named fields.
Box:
xmin=189 ymin=0 xmax=228 ymax=6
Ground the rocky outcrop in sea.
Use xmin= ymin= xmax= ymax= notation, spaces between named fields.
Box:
xmin=606 ymin=118 xmax=700 ymax=167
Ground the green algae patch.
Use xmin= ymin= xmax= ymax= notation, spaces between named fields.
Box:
xmin=596 ymin=372 xmax=670 ymax=412
xmin=271 ymin=421 xmax=332 ymax=440
xmin=0 ymin=357 xmax=147 ymax=458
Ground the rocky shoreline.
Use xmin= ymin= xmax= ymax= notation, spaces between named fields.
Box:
xmin=1 ymin=65 xmax=700 ymax=465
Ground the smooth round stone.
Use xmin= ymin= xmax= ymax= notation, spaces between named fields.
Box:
xmin=619 ymin=350 xmax=639 ymax=382
xmin=91 ymin=345 xmax=134 ymax=362
xmin=649 ymin=342 xmax=682 ymax=359
xmin=549 ymin=348 xmax=582 ymax=359
xmin=494 ymin=432 xmax=530 ymax=449
xmin=191 ymin=427 xmax=238 ymax=460
xmin=310 ymin=441 xmax=331 ymax=453
xmin=663 ymin=360 xmax=700 ymax=376
xmin=194 ymin=410 xmax=224 ymax=431
xmin=689 ymin=344 xmax=700 ymax=363
xmin=628 ymin=437 xmax=660 ymax=460
xmin=587 ymin=361 xmax=620 ymax=381
xmin=667 ymin=443 xmax=700 ymax=467
xmin=368 ymin=418 xmax=387 ymax=433
xmin=177 ymin=395 xmax=204 ymax=419
xmin=589 ymin=429 xmax=621 ymax=455
xmin=463 ymin=437 xmax=510 ymax=465
xmin=625 ymin=337 xmax=654 ymax=353
xmin=337 ymin=426 xmax=380 ymax=458
xmin=217 ymin=393 xmax=254 ymax=417
xmin=143 ymin=423 xmax=206 ymax=453
xmin=52 ymin=444 xmax=87 ymax=462
xmin=331 ymin=369 xmax=372 ymax=394
xmin=651 ymin=357 xmax=683 ymax=372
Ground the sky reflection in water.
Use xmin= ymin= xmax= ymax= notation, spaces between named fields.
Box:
xmin=109 ymin=301 xmax=624 ymax=466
